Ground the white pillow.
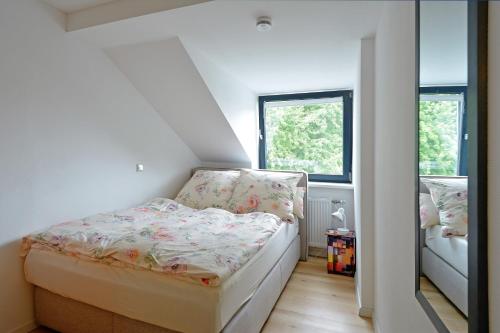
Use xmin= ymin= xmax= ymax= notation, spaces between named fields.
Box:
xmin=419 ymin=193 xmax=440 ymax=228
xmin=421 ymin=178 xmax=468 ymax=237
xmin=294 ymin=187 xmax=306 ymax=219
xmin=227 ymin=169 xmax=302 ymax=222
xmin=175 ymin=170 xmax=240 ymax=210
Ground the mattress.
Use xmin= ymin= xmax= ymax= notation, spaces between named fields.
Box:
xmin=23 ymin=198 xmax=288 ymax=287
xmin=425 ymin=225 xmax=467 ymax=277
xmin=24 ymin=220 xmax=299 ymax=333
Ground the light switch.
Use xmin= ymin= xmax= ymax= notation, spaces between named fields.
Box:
xmin=136 ymin=164 xmax=144 ymax=172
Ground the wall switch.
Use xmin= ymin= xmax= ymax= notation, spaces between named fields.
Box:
xmin=136 ymin=164 xmax=144 ymax=172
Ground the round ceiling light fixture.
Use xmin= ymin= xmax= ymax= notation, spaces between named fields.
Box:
xmin=256 ymin=16 xmax=272 ymax=32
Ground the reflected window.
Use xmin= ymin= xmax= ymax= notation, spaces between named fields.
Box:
xmin=419 ymin=86 xmax=467 ymax=176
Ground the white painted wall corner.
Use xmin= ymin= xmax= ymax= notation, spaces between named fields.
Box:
xmin=8 ymin=321 xmax=36 ymax=333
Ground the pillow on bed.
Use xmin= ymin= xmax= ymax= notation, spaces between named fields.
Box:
xmin=227 ymin=169 xmax=302 ymax=222
xmin=419 ymin=193 xmax=440 ymax=228
xmin=294 ymin=187 xmax=305 ymax=219
xmin=175 ymin=170 xmax=240 ymax=210
xmin=421 ymin=178 xmax=468 ymax=237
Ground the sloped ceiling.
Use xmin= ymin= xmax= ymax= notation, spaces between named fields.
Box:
xmin=44 ymin=0 xmax=212 ymax=31
xmin=107 ymin=37 xmax=251 ymax=166
xmin=65 ymin=1 xmax=385 ymax=167
xmin=184 ymin=42 xmax=258 ymax=165
xmin=44 ymin=0 xmax=114 ymax=13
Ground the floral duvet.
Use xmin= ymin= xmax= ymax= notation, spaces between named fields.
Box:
xmin=21 ymin=198 xmax=284 ymax=286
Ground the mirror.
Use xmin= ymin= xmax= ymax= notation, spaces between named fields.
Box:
xmin=415 ymin=1 xmax=489 ymax=332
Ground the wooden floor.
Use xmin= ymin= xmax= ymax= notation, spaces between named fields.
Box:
xmin=31 ymin=257 xmax=373 ymax=333
xmin=420 ymin=277 xmax=468 ymax=333
xmin=261 ymin=257 xmax=373 ymax=333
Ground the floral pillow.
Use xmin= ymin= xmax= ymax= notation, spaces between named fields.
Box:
xmin=227 ymin=169 xmax=302 ymax=222
xmin=419 ymin=193 xmax=440 ymax=228
xmin=175 ymin=170 xmax=240 ymax=210
xmin=421 ymin=178 xmax=468 ymax=237
xmin=294 ymin=187 xmax=306 ymax=219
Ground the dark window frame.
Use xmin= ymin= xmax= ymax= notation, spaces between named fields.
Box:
xmin=419 ymin=86 xmax=468 ymax=176
xmin=258 ymin=90 xmax=353 ymax=183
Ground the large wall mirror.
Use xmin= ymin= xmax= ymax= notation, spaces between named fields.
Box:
xmin=415 ymin=1 xmax=488 ymax=332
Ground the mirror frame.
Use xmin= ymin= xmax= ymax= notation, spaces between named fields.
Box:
xmin=414 ymin=1 xmax=489 ymax=332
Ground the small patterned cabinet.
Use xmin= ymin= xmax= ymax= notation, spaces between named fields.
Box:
xmin=325 ymin=230 xmax=356 ymax=277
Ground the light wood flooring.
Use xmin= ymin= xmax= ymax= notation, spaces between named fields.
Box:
xmin=420 ymin=277 xmax=468 ymax=333
xmin=31 ymin=257 xmax=372 ymax=333
xmin=261 ymin=256 xmax=373 ymax=333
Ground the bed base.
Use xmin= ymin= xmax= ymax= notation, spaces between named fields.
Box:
xmin=34 ymin=236 xmax=301 ymax=333
xmin=422 ymin=247 xmax=468 ymax=316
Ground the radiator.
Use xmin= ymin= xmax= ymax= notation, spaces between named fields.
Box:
xmin=307 ymin=198 xmax=333 ymax=248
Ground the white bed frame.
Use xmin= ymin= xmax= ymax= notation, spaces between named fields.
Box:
xmin=32 ymin=168 xmax=309 ymax=333
xmin=419 ymin=177 xmax=468 ymax=316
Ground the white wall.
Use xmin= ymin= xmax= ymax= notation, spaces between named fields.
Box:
xmin=184 ymin=43 xmax=258 ymax=167
xmin=0 ymin=1 xmax=200 ymax=332
xmin=373 ymin=2 xmax=437 ymax=332
xmin=488 ymin=3 xmax=500 ymax=332
xmin=419 ymin=1 xmax=467 ymax=86
xmin=107 ymin=37 xmax=251 ymax=167
xmin=308 ymin=186 xmax=355 ymax=231
xmin=354 ymin=37 xmax=375 ymax=317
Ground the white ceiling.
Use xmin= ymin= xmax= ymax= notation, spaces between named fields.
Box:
xmin=70 ymin=1 xmax=383 ymax=94
xmin=420 ymin=1 xmax=467 ymax=85
xmin=44 ymin=0 xmax=114 ymax=13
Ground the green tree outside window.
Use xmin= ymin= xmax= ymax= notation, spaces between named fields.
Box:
xmin=419 ymin=99 xmax=460 ymax=176
xmin=265 ymin=101 xmax=344 ymax=175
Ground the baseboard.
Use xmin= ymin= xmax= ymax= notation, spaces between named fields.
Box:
xmin=308 ymin=246 xmax=326 ymax=258
xmin=372 ymin=312 xmax=382 ymax=333
xmin=8 ymin=321 xmax=37 ymax=333
xmin=355 ymin=283 xmax=374 ymax=318
xmin=358 ymin=306 xmax=374 ymax=318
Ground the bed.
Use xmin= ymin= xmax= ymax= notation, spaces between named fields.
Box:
xmin=22 ymin=168 xmax=308 ymax=333
xmin=420 ymin=177 xmax=468 ymax=316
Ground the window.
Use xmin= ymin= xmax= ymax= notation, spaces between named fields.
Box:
xmin=419 ymin=86 xmax=467 ymax=176
xmin=259 ymin=91 xmax=353 ymax=183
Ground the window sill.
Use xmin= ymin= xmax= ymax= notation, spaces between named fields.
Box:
xmin=308 ymin=182 xmax=354 ymax=190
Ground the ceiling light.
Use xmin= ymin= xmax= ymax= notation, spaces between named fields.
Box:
xmin=256 ymin=16 xmax=272 ymax=32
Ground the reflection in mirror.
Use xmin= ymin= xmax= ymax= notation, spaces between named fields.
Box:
xmin=418 ymin=1 xmax=468 ymax=332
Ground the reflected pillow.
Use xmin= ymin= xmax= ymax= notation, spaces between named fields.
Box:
xmin=421 ymin=178 xmax=468 ymax=237
xmin=175 ymin=170 xmax=240 ymax=210
xmin=227 ymin=169 xmax=302 ymax=222
xmin=419 ymin=193 xmax=440 ymax=228
xmin=294 ymin=187 xmax=306 ymax=219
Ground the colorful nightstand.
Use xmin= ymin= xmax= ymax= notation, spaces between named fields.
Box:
xmin=325 ymin=229 xmax=356 ymax=277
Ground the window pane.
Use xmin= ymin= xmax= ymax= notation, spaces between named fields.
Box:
xmin=419 ymin=97 xmax=460 ymax=176
xmin=264 ymin=99 xmax=344 ymax=175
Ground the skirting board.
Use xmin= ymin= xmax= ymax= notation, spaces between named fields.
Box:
xmin=358 ymin=307 xmax=374 ymax=318
xmin=308 ymin=246 xmax=326 ymax=258
xmin=373 ymin=314 xmax=382 ymax=333
xmin=355 ymin=280 xmax=373 ymax=318
xmin=8 ymin=321 xmax=37 ymax=333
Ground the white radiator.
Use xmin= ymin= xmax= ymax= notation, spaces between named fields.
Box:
xmin=307 ymin=198 xmax=333 ymax=248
